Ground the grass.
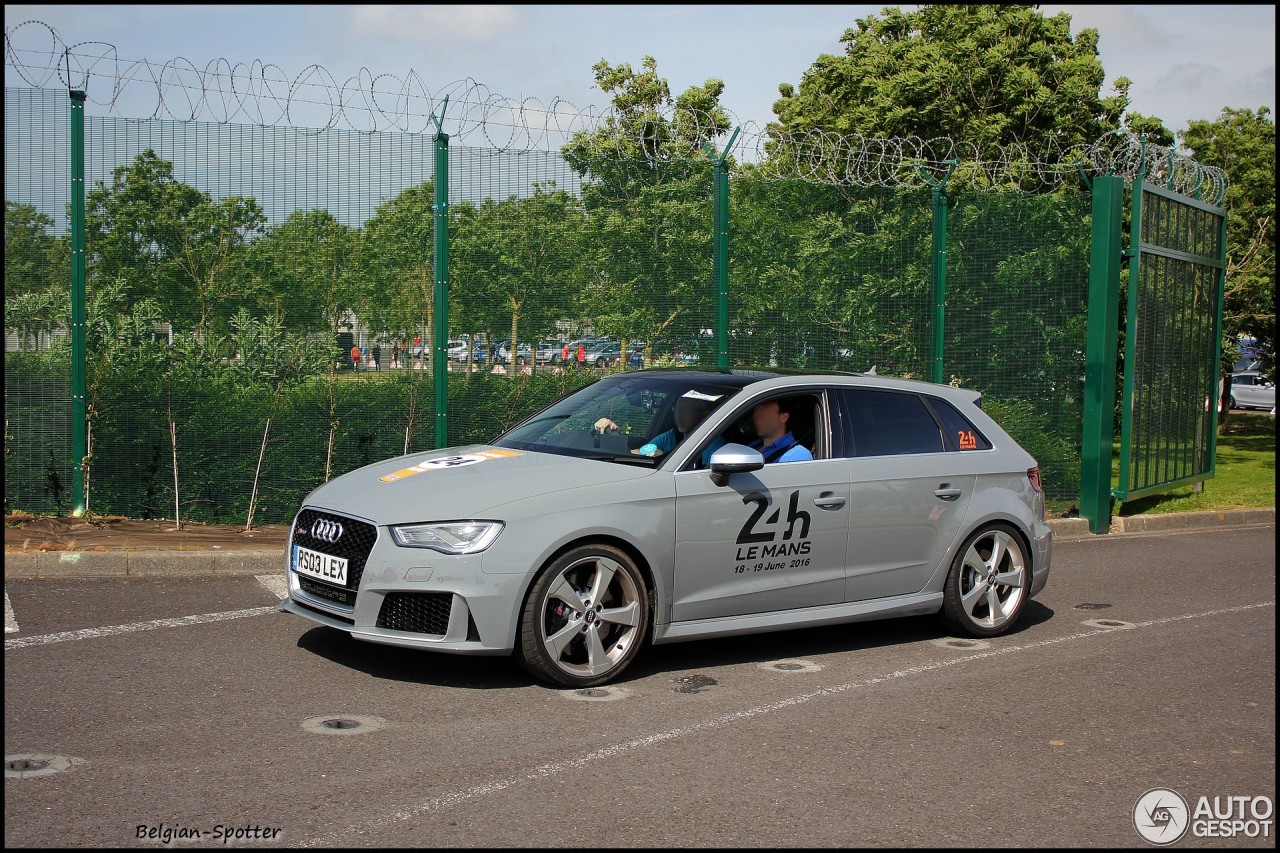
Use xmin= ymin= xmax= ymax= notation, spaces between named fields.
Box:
xmin=1046 ymin=411 xmax=1276 ymax=518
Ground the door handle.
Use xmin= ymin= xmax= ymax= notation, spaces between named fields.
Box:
xmin=934 ymin=486 xmax=962 ymax=501
xmin=813 ymin=492 xmax=846 ymax=509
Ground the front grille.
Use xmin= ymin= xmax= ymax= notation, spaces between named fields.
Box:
xmin=376 ymin=592 xmax=453 ymax=636
xmin=298 ymin=577 xmax=356 ymax=607
xmin=291 ymin=509 xmax=378 ymax=592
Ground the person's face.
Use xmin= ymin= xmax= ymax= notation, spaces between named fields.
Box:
xmin=673 ymin=397 xmax=709 ymax=433
xmin=752 ymin=401 xmax=788 ymax=441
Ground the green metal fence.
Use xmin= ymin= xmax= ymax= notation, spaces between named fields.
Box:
xmin=1117 ymin=180 xmax=1226 ymax=501
xmin=2 ymin=86 xmax=1218 ymax=528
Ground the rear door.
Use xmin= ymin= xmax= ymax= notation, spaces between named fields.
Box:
xmin=836 ymin=389 xmax=980 ymax=601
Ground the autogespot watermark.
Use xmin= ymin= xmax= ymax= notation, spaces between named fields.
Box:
xmin=136 ymin=823 xmax=282 ymax=845
xmin=1133 ymin=788 xmax=1274 ymax=845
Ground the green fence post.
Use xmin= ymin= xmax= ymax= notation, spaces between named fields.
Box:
xmin=1205 ymin=207 xmax=1229 ymax=475
xmin=1079 ymin=175 xmax=1124 ymax=534
xmin=921 ymin=160 xmax=956 ymax=384
xmin=69 ymin=87 xmax=87 ymax=516
xmin=703 ymin=127 xmax=740 ymax=371
xmin=432 ymin=98 xmax=450 ymax=449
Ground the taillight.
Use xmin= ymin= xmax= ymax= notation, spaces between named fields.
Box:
xmin=1028 ymin=467 xmax=1043 ymax=493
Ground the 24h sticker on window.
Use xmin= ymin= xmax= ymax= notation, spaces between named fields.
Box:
xmin=378 ymin=449 xmax=521 ymax=483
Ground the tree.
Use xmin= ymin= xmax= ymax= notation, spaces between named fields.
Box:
xmin=85 ymin=149 xmax=266 ymax=333
xmin=248 ymin=209 xmax=359 ymax=333
xmin=4 ymin=202 xmax=70 ymax=351
xmin=562 ymin=57 xmax=733 ymax=351
xmin=770 ymin=5 xmax=1134 ymax=166
xmin=361 ymin=181 xmax=437 ymax=348
xmin=452 ymin=185 xmax=584 ymax=373
xmin=1180 ymin=107 xmax=1275 ymax=361
xmin=5 ymin=201 xmax=67 ymax=299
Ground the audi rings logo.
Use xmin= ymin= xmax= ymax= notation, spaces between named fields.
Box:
xmin=309 ymin=519 xmax=344 ymax=544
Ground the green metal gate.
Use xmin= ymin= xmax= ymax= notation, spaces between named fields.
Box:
xmin=1116 ymin=179 xmax=1227 ymax=502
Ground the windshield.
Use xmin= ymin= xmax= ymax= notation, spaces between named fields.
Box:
xmin=494 ymin=374 xmax=741 ymax=464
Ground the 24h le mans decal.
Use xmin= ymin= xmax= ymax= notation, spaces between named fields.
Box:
xmin=733 ymin=490 xmax=813 ymax=574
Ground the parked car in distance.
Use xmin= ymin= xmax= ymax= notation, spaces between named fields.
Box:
xmin=1229 ymin=371 xmax=1276 ymax=411
xmin=445 ymin=338 xmax=472 ymax=361
xmin=495 ymin=340 xmax=534 ymax=365
xmin=280 ymin=367 xmax=1052 ymax=687
xmin=445 ymin=336 xmax=490 ymax=363
xmin=536 ymin=341 xmax=564 ymax=364
xmin=581 ymin=340 xmax=621 ymax=367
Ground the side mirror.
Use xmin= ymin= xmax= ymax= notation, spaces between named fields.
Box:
xmin=708 ymin=443 xmax=764 ymax=487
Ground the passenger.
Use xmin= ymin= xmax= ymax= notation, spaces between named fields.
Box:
xmin=594 ymin=392 xmax=725 ymax=465
xmin=748 ymin=399 xmax=813 ymax=463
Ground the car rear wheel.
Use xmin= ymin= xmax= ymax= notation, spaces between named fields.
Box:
xmin=941 ymin=524 xmax=1029 ymax=638
xmin=518 ymin=544 xmax=650 ymax=687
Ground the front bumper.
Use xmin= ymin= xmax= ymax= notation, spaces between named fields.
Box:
xmin=281 ymin=512 xmax=529 ymax=655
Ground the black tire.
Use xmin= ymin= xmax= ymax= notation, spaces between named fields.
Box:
xmin=1228 ymin=396 xmax=1237 ymax=409
xmin=516 ymin=355 xmax=527 ymax=366
xmin=595 ymin=357 xmax=606 ymax=368
xmin=940 ymin=523 xmax=1030 ymax=638
xmin=518 ymin=543 xmax=650 ymax=687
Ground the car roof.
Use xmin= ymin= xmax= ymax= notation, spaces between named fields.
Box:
xmin=612 ymin=367 xmax=977 ymax=399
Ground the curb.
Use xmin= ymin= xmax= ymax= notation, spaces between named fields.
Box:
xmin=3 ymin=508 xmax=1273 ymax=581
xmin=3 ymin=549 xmax=286 ymax=580
xmin=1048 ymin=507 xmax=1276 ymax=539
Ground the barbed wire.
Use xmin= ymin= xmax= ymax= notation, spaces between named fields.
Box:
xmin=4 ymin=19 xmax=1225 ymax=197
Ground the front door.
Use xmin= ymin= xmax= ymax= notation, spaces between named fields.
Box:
xmin=672 ymin=458 xmax=851 ymax=622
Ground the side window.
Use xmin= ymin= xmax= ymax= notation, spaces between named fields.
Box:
xmin=840 ymin=389 xmax=944 ymax=456
xmin=1234 ymin=375 xmax=1253 ymax=386
xmin=683 ymin=392 xmax=826 ymax=470
xmin=926 ymin=398 xmax=993 ymax=451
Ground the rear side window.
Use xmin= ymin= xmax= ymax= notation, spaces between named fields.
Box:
xmin=841 ymin=390 xmax=944 ymax=456
xmin=926 ymin=398 xmax=993 ymax=451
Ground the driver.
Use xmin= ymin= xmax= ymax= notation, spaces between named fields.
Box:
xmin=594 ymin=391 xmax=725 ymax=465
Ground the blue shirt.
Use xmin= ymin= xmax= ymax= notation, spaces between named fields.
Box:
xmin=647 ymin=429 xmax=726 ymax=467
xmin=750 ymin=432 xmax=812 ymax=463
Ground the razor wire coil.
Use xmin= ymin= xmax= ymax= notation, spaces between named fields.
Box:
xmin=5 ymin=18 xmax=1225 ymax=197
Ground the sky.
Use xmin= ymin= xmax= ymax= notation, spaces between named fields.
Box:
xmin=4 ymin=4 xmax=1276 ymax=145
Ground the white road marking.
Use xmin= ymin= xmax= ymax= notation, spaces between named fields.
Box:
xmin=301 ymin=600 xmax=1276 ymax=846
xmin=4 ymin=590 xmax=17 ymax=634
xmin=3 ymin=607 xmax=277 ymax=650
xmin=256 ymin=574 xmax=288 ymax=600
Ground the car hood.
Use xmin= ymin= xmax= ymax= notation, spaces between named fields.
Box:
xmin=302 ymin=444 xmax=653 ymax=525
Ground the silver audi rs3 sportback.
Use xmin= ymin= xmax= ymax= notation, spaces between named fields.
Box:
xmin=279 ymin=368 xmax=1052 ymax=687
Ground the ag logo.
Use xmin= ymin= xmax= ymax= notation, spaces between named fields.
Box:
xmin=1134 ymin=788 xmax=1189 ymax=845
xmin=738 ymin=490 xmax=810 ymax=544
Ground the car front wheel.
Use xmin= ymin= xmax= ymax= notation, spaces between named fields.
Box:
xmin=941 ymin=524 xmax=1029 ymax=638
xmin=518 ymin=544 xmax=650 ymax=687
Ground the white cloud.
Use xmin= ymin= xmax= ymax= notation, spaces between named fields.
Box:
xmin=350 ymin=5 xmax=522 ymax=42
xmin=1154 ymin=62 xmax=1221 ymax=94
xmin=1046 ymin=5 xmax=1175 ymax=50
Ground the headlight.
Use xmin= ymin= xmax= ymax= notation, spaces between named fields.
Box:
xmin=388 ymin=521 xmax=504 ymax=554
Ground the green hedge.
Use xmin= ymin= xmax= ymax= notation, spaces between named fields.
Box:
xmin=5 ymin=358 xmax=596 ymax=524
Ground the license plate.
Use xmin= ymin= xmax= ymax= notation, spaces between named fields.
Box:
xmin=293 ymin=545 xmax=349 ymax=587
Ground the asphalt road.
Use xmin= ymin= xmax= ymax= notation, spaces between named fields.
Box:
xmin=4 ymin=526 xmax=1275 ymax=848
